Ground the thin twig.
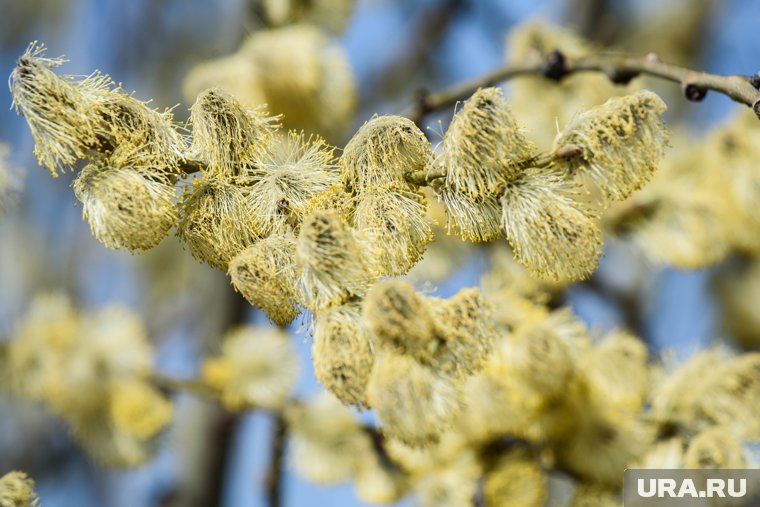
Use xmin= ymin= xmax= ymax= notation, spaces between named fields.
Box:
xmin=406 ymin=51 xmax=760 ymax=123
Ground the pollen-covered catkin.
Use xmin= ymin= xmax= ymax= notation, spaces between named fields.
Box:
xmin=312 ymin=302 xmax=374 ymax=407
xmin=341 ymin=115 xmax=431 ymax=192
xmin=201 ymin=326 xmax=299 ymax=410
xmin=243 ymin=131 xmax=338 ymax=236
xmin=228 ymin=234 xmax=301 ymax=326
xmin=484 ymin=450 xmax=547 ymax=507
xmin=501 ymin=169 xmax=602 ymax=281
xmin=0 ymin=471 xmax=40 ymax=507
xmin=176 ymin=177 xmax=259 ymax=270
xmin=296 ymin=209 xmax=372 ymax=310
xmin=353 ymin=188 xmax=433 ymax=276
xmin=554 ymin=90 xmax=668 ymax=203
xmin=367 ymin=352 xmax=463 ymax=446
xmin=189 ymin=88 xmax=279 ymax=177
xmin=9 ymin=43 xmax=106 ymax=175
xmin=442 ymin=87 xmax=537 ymax=198
xmin=73 ymin=162 xmax=177 ymax=251
xmin=438 ymin=186 xmax=503 ymax=242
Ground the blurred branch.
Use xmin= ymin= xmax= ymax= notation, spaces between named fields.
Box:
xmin=264 ymin=414 xmax=287 ymax=507
xmin=407 ymin=50 xmax=760 ymax=124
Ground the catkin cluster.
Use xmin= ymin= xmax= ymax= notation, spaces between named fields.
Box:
xmin=438 ymin=87 xmax=667 ymax=281
xmin=0 ymin=293 xmax=172 ymax=466
xmin=0 ymin=471 xmax=40 ymax=507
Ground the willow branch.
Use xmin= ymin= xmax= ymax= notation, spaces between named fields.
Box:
xmin=264 ymin=414 xmax=287 ymax=507
xmin=406 ymin=51 xmax=760 ymax=123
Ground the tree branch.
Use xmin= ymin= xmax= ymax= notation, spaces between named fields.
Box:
xmin=264 ymin=414 xmax=287 ymax=507
xmin=406 ymin=51 xmax=760 ymax=124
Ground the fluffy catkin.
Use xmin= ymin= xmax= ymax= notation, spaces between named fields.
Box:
xmin=243 ymin=131 xmax=338 ymax=236
xmin=296 ymin=209 xmax=372 ymax=310
xmin=176 ymin=177 xmax=259 ymax=270
xmin=340 ymin=115 xmax=431 ymax=192
xmin=442 ymin=87 xmax=537 ymax=198
xmin=437 ymin=186 xmax=503 ymax=242
xmin=484 ymin=450 xmax=547 ymax=507
xmin=10 ymin=43 xmax=107 ymax=176
xmin=352 ymin=188 xmax=433 ymax=276
xmin=367 ymin=351 xmax=462 ymax=446
xmin=201 ymin=326 xmax=299 ymax=410
xmin=189 ymin=88 xmax=279 ymax=177
xmin=312 ymin=302 xmax=374 ymax=407
xmin=554 ymin=90 xmax=668 ymax=203
xmin=228 ymin=234 xmax=301 ymax=326
xmin=73 ymin=163 xmax=177 ymax=252
xmin=0 ymin=471 xmax=40 ymax=507
xmin=501 ymin=169 xmax=602 ymax=281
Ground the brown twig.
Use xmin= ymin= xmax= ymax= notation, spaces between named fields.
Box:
xmin=406 ymin=51 xmax=760 ymax=124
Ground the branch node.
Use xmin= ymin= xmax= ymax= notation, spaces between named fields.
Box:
xmin=540 ymin=50 xmax=568 ymax=81
xmin=683 ymin=83 xmax=707 ymax=102
xmin=750 ymin=73 xmax=760 ymax=90
xmin=606 ymin=68 xmax=640 ymax=85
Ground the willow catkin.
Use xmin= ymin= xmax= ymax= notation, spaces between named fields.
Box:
xmin=341 ymin=115 xmax=431 ymax=192
xmin=683 ymin=426 xmax=748 ymax=469
xmin=363 ymin=280 xmax=438 ymax=361
xmin=442 ymin=87 xmax=537 ymax=198
xmin=0 ymin=471 xmax=40 ymax=507
xmin=554 ymin=90 xmax=668 ymax=203
xmin=438 ymin=186 xmax=503 ymax=242
xmin=73 ymin=162 xmax=177 ymax=252
xmin=353 ymin=447 xmax=409 ymax=505
xmin=417 ymin=449 xmax=482 ymax=507
xmin=296 ymin=209 xmax=372 ymax=310
xmin=287 ymin=392 xmax=372 ymax=484
xmin=176 ymin=177 xmax=259 ymax=270
xmin=201 ymin=326 xmax=299 ymax=410
xmin=228 ymin=233 xmax=301 ymax=326
xmin=189 ymin=88 xmax=279 ymax=177
xmin=353 ymin=188 xmax=433 ymax=276
xmin=484 ymin=450 xmax=547 ymax=507
xmin=260 ymin=0 xmax=355 ymax=33
xmin=367 ymin=351 xmax=463 ymax=446
xmin=569 ymin=484 xmax=621 ymax=507
xmin=302 ymin=184 xmax=355 ymax=224
xmin=243 ymin=131 xmax=338 ymax=236
xmin=10 ymin=43 xmax=108 ymax=176
xmin=312 ymin=302 xmax=374 ymax=407
xmin=501 ymin=169 xmax=602 ymax=281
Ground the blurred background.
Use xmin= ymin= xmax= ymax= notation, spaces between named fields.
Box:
xmin=1 ymin=0 xmax=760 ymax=505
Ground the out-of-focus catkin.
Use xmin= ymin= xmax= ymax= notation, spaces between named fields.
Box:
xmin=201 ymin=326 xmax=299 ymax=411
xmin=312 ymin=302 xmax=374 ymax=407
xmin=0 ymin=471 xmax=40 ymax=507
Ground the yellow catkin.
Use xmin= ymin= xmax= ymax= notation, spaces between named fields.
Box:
xmin=367 ymin=352 xmax=462 ymax=446
xmin=260 ymin=0 xmax=354 ymax=33
xmin=683 ymin=426 xmax=747 ymax=469
xmin=73 ymin=162 xmax=177 ymax=252
xmin=109 ymin=379 xmax=173 ymax=440
xmin=438 ymin=186 xmax=503 ymax=242
xmin=296 ymin=209 xmax=372 ymax=311
xmin=569 ymin=484 xmax=621 ymax=507
xmin=312 ymin=302 xmax=374 ymax=407
xmin=176 ymin=177 xmax=260 ymax=270
xmin=353 ymin=449 xmax=409 ymax=505
xmin=287 ymin=392 xmax=372 ymax=484
xmin=10 ymin=43 xmax=108 ymax=175
xmin=484 ymin=450 xmax=547 ymax=507
xmin=341 ymin=115 xmax=431 ymax=192
xmin=243 ymin=131 xmax=338 ymax=236
xmin=184 ymin=25 xmax=355 ymax=142
xmin=301 ymin=184 xmax=355 ymax=224
xmin=417 ymin=450 xmax=482 ymax=507
xmin=501 ymin=169 xmax=602 ymax=281
xmin=189 ymin=88 xmax=279 ymax=178
xmin=201 ymin=326 xmax=299 ymax=411
xmin=442 ymin=87 xmax=537 ymax=198
xmin=555 ymin=91 xmax=668 ymax=203
xmin=353 ymin=188 xmax=433 ymax=276
xmin=228 ymin=234 xmax=301 ymax=326
xmin=0 ymin=471 xmax=40 ymax=507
